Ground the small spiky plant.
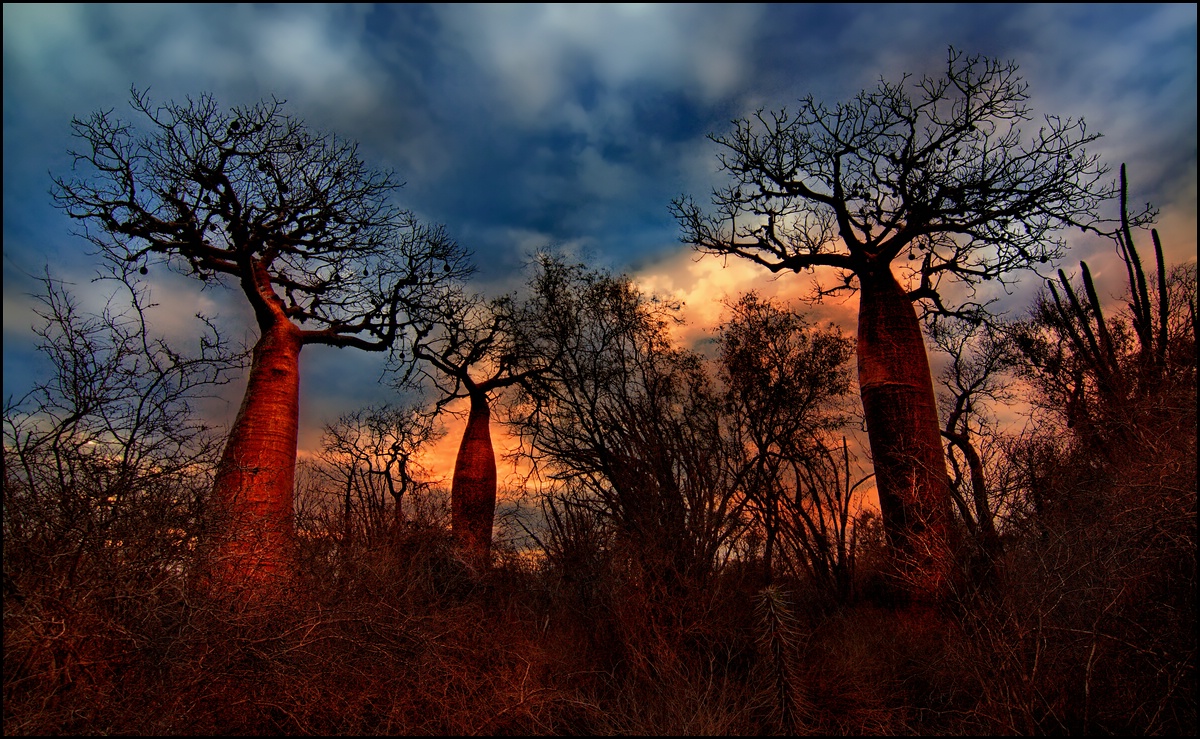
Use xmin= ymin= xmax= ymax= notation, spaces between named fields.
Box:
xmin=755 ymin=585 xmax=810 ymax=733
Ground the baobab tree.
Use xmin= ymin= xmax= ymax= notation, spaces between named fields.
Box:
xmin=672 ymin=49 xmax=1114 ymax=601
xmin=402 ymin=255 xmax=568 ymax=567
xmin=52 ymin=89 xmax=471 ymax=586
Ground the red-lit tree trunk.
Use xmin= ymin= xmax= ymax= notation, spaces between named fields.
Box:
xmin=209 ymin=295 xmax=303 ymax=587
xmin=857 ymin=266 xmax=960 ymax=601
xmin=451 ymin=385 xmax=497 ymax=567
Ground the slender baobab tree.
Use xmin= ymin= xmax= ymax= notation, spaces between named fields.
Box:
xmin=673 ymin=48 xmax=1114 ymax=600
xmin=53 ymin=89 xmax=471 ymax=587
xmin=402 ymin=255 xmax=567 ymax=567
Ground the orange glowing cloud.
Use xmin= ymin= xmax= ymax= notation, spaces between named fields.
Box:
xmin=634 ymin=247 xmax=862 ymax=351
xmin=412 ymin=199 xmax=1198 ymax=511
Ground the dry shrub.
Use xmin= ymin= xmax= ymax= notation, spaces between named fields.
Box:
xmin=942 ymin=409 xmax=1197 ymax=735
xmin=4 ymin=516 xmax=569 ymax=735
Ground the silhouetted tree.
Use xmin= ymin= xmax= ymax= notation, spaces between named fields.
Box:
xmin=512 ymin=261 xmax=745 ymax=592
xmin=402 ymin=256 xmax=566 ymax=568
xmin=928 ymin=317 xmax=1014 ymax=573
xmin=673 ymin=48 xmax=1113 ymax=601
xmin=718 ymin=292 xmax=863 ymax=598
xmin=52 ymin=89 xmax=471 ymax=587
xmin=3 ymin=273 xmax=241 ymax=592
xmin=312 ymin=403 xmax=439 ymax=546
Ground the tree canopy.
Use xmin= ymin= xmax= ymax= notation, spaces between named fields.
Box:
xmin=52 ymin=88 xmax=471 ymax=351
xmin=672 ymin=48 xmax=1115 ymax=317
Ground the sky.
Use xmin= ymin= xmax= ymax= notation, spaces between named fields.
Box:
xmin=4 ymin=4 xmax=1197 ymax=489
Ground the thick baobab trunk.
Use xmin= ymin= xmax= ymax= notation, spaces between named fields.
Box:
xmin=451 ymin=388 xmax=497 ymax=567
xmin=209 ymin=318 xmax=302 ymax=586
xmin=857 ymin=267 xmax=960 ymax=601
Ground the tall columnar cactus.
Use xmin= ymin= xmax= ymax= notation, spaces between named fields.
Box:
xmin=1041 ymin=165 xmax=1190 ymax=458
xmin=1043 ymin=164 xmax=1191 ymax=442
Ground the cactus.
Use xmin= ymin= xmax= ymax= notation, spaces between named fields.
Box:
xmin=1036 ymin=164 xmax=1195 ymax=453
xmin=1042 ymin=164 xmax=1187 ymax=440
